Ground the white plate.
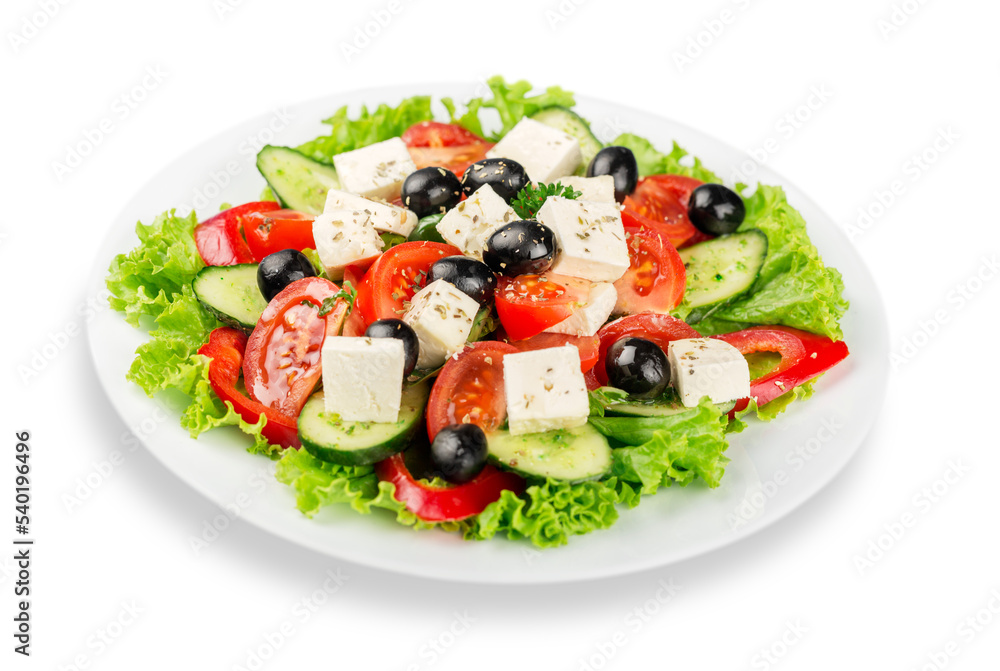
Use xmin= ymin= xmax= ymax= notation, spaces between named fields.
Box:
xmin=87 ymin=83 xmax=888 ymax=584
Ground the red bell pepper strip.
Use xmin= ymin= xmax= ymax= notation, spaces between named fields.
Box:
xmin=712 ymin=326 xmax=849 ymax=412
xmin=375 ymin=454 xmax=525 ymax=522
xmin=198 ymin=327 xmax=300 ymax=448
xmin=194 ymin=201 xmax=281 ymax=266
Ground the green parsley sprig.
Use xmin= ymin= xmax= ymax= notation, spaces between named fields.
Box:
xmin=510 ymin=182 xmax=581 ymax=219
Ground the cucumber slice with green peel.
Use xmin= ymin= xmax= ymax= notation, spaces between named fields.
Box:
xmin=192 ymin=264 xmax=268 ymax=334
xmin=679 ymin=229 xmax=768 ymax=323
xmin=606 ymin=398 xmax=736 ymax=417
xmin=529 ymin=107 xmax=603 ymax=174
xmin=256 ymin=145 xmax=340 ymax=215
xmin=487 ymin=422 xmax=612 ymax=483
xmin=299 ymin=384 xmax=429 ymax=466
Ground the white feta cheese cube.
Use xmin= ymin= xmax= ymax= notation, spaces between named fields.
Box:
xmin=403 ymin=279 xmax=480 ymax=369
xmin=555 ymin=175 xmax=616 ymax=203
xmin=435 ymin=185 xmax=518 ymax=259
xmin=667 ymin=338 xmax=751 ymax=408
xmin=312 ymin=209 xmax=384 ymax=281
xmin=536 ymin=196 xmax=630 ymax=282
xmin=324 ymin=188 xmax=418 ymax=237
xmin=331 ymin=137 xmax=416 ymax=201
xmin=503 ymin=345 xmax=590 ymax=436
xmin=486 ymin=118 xmax=582 ymax=183
xmin=545 ymin=282 xmax=617 ymax=337
xmin=321 ymin=337 xmax=405 ymax=423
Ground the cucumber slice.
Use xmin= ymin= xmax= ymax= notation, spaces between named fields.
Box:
xmin=606 ymin=398 xmax=736 ymax=417
xmin=530 ymin=107 xmax=603 ymax=174
xmin=487 ymin=422 xmax=612 ymax=483
xmin=256 ymin=145 xmax=340 ymax=215
xmin=192 ymin=264 xmax=268 ymax=333
xmin=679 ymin=229 xmax=768 ymax=323
xmin=298 ymin=383 xmax=429 ymax=466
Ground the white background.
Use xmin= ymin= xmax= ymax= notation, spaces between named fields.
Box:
xmin=3 ymin=0 xmax=999 ymax=669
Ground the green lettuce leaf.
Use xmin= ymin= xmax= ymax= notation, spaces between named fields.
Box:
xmin=738 ymin=379 xmax=818 ymax=423
xmin=464 ymin=477 xmax=625 ymax=548
xmin=606 ymin=398 xmax=730 ymax=494
xmin=611 ymin=133 xmax=720 ymax=183
xmin=296 ymin=96 xmax=433 ymax=163
xmin=106 ymin=210 xmax=203 ymax=326
xmin=274 ymin=449 xmax=452 ymax=530
xmin=448 ymin=76 xmax=576 ymax=140
xmin=692 ymin=185 xmax=849 ymax=340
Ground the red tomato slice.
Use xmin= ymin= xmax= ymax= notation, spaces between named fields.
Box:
xmin=243 ymin=277 xmax=348 ymax=416
xmin=622 ymin=176 xmax=699 ymax=248
xmin=198 ymin=328 xmax=299 ymax=448
xmin=496 ymin=328 xmax=600 ymax=373
xmin=614 ymin=225 xmax=686 ymax=315
xmin=595 ymin=313 xmax=701 ymax=385
xmin=494 ymin=274 xmax=590 ymax=341
xmin=402 ymin=122 xmax=494 ymax=176
xmin=194 ymin=201 xmax=281 ymax=266
xmin=712 ymin=326 xmax=849 ymax=411
xmin=426 ymin=341 xmax=518 ymax=443
xmin=243 ymin=209 xmax=315 ymax=262
xmin=584 ymin=367 xmax=602 ymax=391
xmin=402 ymin=121 xmax=486 ymax=147
xmin=375 ymin=453 xmax=524 ymax=522
xmin=407 ymin=144 xmax=494 ymax=177
xmin=355 ymin=241 xmax=462 ymax=325
xmin=643 ymin=175 xmax=716 ymax=247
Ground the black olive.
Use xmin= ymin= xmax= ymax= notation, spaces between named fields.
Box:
xmin=401 ymin=167 xmax=464 ymax=218
xmin=587 ymin=146 xmax=639 ymax=203
xmin=430 ymin=423 xmax=489 ymax=484
xmin=364 ymin=319 xmax=420 ymax=376
xmin=482 ymin=220 xmax=556 ymax=277
xmin=461 ymin=158 xmax=530 ymax=203
xmin=687 ymin=184 xmax=745 ymax=236
xmin=427 ymin=256 xmax=497 ymax=307
xmin=605 ymin=337 xmax=670 ymax=398
xmin=257 ymin=249 xmax=316 ymax=302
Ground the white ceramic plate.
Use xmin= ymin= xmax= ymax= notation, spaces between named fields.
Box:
xmin=87 ymin=82 xmax=888 ymax=584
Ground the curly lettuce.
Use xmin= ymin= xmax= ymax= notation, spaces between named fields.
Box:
xmin=296 ymin=96 xmax=433 ymax=164
xmin=593 ymin=398 xmax=730 ymax=494
xmin=107 ymin=210 xmax=280 ymax=455
xmin=443 ymin=75 xmax=576 ymax=140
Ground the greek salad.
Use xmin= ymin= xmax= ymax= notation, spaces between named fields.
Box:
xmin=106 ymin=77 xmax=850 ymax=548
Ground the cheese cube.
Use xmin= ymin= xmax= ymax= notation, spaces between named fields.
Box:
xmin=321 ymin=337 xmax=405 ymax=423
xmin=667 ymin=338 xmax=751 ymax=408
xmin=312 ymin=209 xmax=384 ymax=281
xmin=332 ymin=137 xmax=417 ymax=201
xmin=503 ymin=345 xmax=590 ymax=435
xmin=486 ymin=118 xmax=582 ymax=183
xmin=545 ymin=282 xmax=617 ymax=337
xmin=324 ymin=188 xmax=418 ymax=237
xmin=435 ymin=185 xmax=518 ymax=259
xmin=403 ymin=279 xmax=480 ymax=369
xmin=536 ymin=196 xmax=630 ymax=282
xmin=555 ymin=175 xmax=616 ymax=203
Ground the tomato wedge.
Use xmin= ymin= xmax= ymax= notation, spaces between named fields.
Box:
xmin=354 ymin=241 xmax=462 ymax=326
xmin=194 ymin=201 xmax=281 ymax=266
xmin=198 ymin=327 xmax=299 ymax=448
xmin=243 ymin=277 xmax=348 ymax=416
xmin=426 ymin=341 xmax=518 ymax=442
xmin=402 ymin=121 xmax=486 ymax=147
xmin=497 ymin=328 xmax=600 ymax=373
xmin=375 ymin=453 xmax=524 ymax=522
xmin=622 ymin=176 xmax=700 ymax=248
xmin=614 ymin=224 xmax=686 ymax=315
xmin=594 ymin=313 xmax=701 ymax=385
xmin=712 ymin=326 xmax=849 ymax=411
xmin=402 ymin=121 xmax=493 ymax=176
xmin=243 ymin=209 xmax=315 ymax=261
xmin=494 ymin=274 xmax=590 ymax=341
